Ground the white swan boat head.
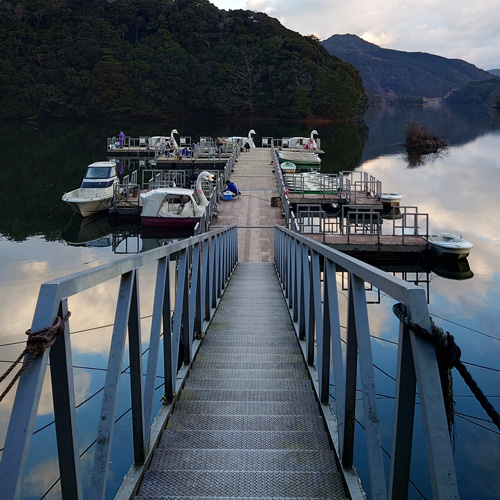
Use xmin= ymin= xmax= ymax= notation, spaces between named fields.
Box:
xmin=61 ymin=161 xmax=118 ymax=217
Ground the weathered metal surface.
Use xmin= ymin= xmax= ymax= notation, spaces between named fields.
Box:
xmin=136 ymin=262 xmax=347 ymax=499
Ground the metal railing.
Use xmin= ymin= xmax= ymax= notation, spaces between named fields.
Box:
xmin=274 ymin=226 xmax=459 ymax=500
xmin=0 ymin=226 xmax=238 ymax=500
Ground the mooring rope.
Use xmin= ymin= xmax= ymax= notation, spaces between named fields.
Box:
xmin=0 ymin=312 xmax=71 ymax=403
xmin=393 ymin=303 xmax=500 ymax=432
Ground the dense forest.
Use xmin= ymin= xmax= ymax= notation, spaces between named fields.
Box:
xmin=445 ymin=78 xmax=500 ymax=107
xmin=0 ymin=0 xmax=368 ymax=121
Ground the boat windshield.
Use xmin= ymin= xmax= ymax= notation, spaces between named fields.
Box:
xmin=85 ymin=167 xmax=114 ymax=179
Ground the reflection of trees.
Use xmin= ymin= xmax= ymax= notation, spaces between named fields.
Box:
xmin=406 ymin=148 xmax=449 ymax=168
xmin=319 ymin=120 xmax=369 ymax=173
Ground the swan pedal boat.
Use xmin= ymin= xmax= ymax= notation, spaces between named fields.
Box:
xmin=427 ymin=233 xmax=473 ymax=260
xmin=140 ymin=171 xmax=214 ymax=231
xmin=61 ymin=161 xmax=119 ymax=217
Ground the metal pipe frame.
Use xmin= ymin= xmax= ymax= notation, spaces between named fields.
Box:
xmin=0 ymin=226 xmax=238 ymax=500
xmin=274 ymin=226 xmax=459 ymax=500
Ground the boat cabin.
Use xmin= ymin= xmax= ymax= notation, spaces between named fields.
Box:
xmin=81 ymin=162 xmax=118 ymax=189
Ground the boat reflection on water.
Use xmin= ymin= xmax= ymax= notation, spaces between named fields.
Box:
xmin=431 ymin=256 xmax=474 ymax=281
xmin=61 ymin=214 xmax=185 ymax=253
xmin=61 ymin=213 xmax=113 ymax=247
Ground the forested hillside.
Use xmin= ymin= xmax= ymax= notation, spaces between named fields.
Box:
xmin=445 ymin=78 xmax=500 ymax=107
xmin=0 ymin=0 xmax=368 ymax=120
xmin=321 ymin=34 xmax=492 ymax=104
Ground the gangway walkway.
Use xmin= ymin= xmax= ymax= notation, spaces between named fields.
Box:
xmin=135 ymin=262 xmax=348 ymax=498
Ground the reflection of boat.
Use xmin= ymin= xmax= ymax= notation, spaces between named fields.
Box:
xmin=380 ymin=192 xmax=402 ymax=208
xmin=380 ymin=193 xmax=403 ymax=220
xmin=61 ymin=213 xmax=112 ymax=247
xmin=277 ymin=150 xmax=321 ymax=168
xmin=427 ymin=233 xmax=473 ymax=260
xmin=432 ymin=257 xmax=474 ymax=280
xmin=140 ymin=171 xmax=214 ymax=232
xmin=62 ymin=161 xmax=119 ymax=217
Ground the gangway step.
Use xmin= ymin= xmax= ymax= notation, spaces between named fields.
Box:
xmin=135 ymin=262 xmax=347 ymax=499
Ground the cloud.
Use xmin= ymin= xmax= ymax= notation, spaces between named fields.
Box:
xmin=212 ymin=0 xmax=500 ymax=68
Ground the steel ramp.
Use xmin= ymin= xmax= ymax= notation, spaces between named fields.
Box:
xmin=135 ymin=262 xmax=347 ymax=499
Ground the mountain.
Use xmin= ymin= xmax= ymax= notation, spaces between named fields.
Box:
xmin=321 ymin=34 xmax=493 ymax=103
xmin=0 ymin=0 xmax=367 ymax=121
xmin=489 ymin=69 xmax=500 ymax=76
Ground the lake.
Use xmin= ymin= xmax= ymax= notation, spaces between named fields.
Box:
xmin=1 ymin=105 xmax=500 ymax=499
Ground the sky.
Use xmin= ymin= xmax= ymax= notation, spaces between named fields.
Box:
xmin=210 ymin=0 xmax=500 ymax=70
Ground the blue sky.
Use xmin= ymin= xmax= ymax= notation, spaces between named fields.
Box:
xmin=210 ymin=0 xmax=500 ymax=70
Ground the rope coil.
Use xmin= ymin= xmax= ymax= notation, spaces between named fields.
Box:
xmin=0 ymin=312 xmax=71 ymax=403
xmin=393 ymin=303 xmax=500 ymax=432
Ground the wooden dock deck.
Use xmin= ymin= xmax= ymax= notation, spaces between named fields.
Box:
xmin=213 ymin=148 xmax=285 ymax=262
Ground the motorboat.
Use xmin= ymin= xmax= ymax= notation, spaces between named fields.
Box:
xmin=62 ymin=161 xmax=119 ymax=217
xmin=280 ymin=161 xmax=296 ymax=173
xmin=427 ymin=232 xmax=473 ymax=260
xmin=140 ymin=171 xmax=215 ymax=231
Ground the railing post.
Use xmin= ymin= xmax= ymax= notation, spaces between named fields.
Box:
xmin=49 ymin=299 xmax=84 ymax=499
xmin=162 ymin=257 xmax=174 ymax=403
xmin=389 ymin=310 xmax=416 ymax=500
xmin=127 ymin=273 xmax=146 ymax=463
xmin=343 ymin=275 xmax=358 ymax=467
xmin=292 ymin=239 xmax=300 ymax=323
xmin=90 ymin=271 xmax=135 ymax=500
xmin=190 ymin=242 xmax=202 ymax=339
xmin=349 ymin=274 xmax=387 ymax=500
xmin=0 ymin=283 xmax=61 ymax=500
xmin=144 ymin=258 xmax=168 ymax=443
xmin=403 ymin=289 xmax=459 ymax=499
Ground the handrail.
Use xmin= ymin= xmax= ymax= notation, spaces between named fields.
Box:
xmin=274 ymin=226 xmax=459 ymax=500
xmin=0 ymin=226 xmax=238 ymax=500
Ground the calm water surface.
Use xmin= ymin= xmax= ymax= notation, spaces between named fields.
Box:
xmin=1 ymin=106 xmax=500 ymax=499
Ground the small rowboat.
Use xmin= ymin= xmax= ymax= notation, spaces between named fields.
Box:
xmin=427 ymin=233 xmax=473 ymax=260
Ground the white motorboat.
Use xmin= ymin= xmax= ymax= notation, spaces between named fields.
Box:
xmin=140 ymin=171 xmax=215 ymax=233
xmin=427 ymin=233 xmax=473 ymax=260
xmin=62 ymin=161 xmax=119 ymax=217
xmin=280 ymin=161 xmax=296 ymax=173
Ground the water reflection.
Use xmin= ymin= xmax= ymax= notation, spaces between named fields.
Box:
xmin=1 ymin=107 xmax=499 ymax=499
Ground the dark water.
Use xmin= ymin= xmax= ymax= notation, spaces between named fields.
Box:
xmin=1 ymin=105 xmax=500 ymax=499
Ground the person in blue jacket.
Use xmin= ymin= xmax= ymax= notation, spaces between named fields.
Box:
xmin=223 ymin=179 xmax=241 ymax=198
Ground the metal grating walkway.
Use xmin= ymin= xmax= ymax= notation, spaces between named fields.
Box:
xmin=135 ymin=262 xmax=347 ymax=499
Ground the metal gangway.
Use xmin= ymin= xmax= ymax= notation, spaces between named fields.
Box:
xmin=0 ymin=225 xmax=458 ymax=499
